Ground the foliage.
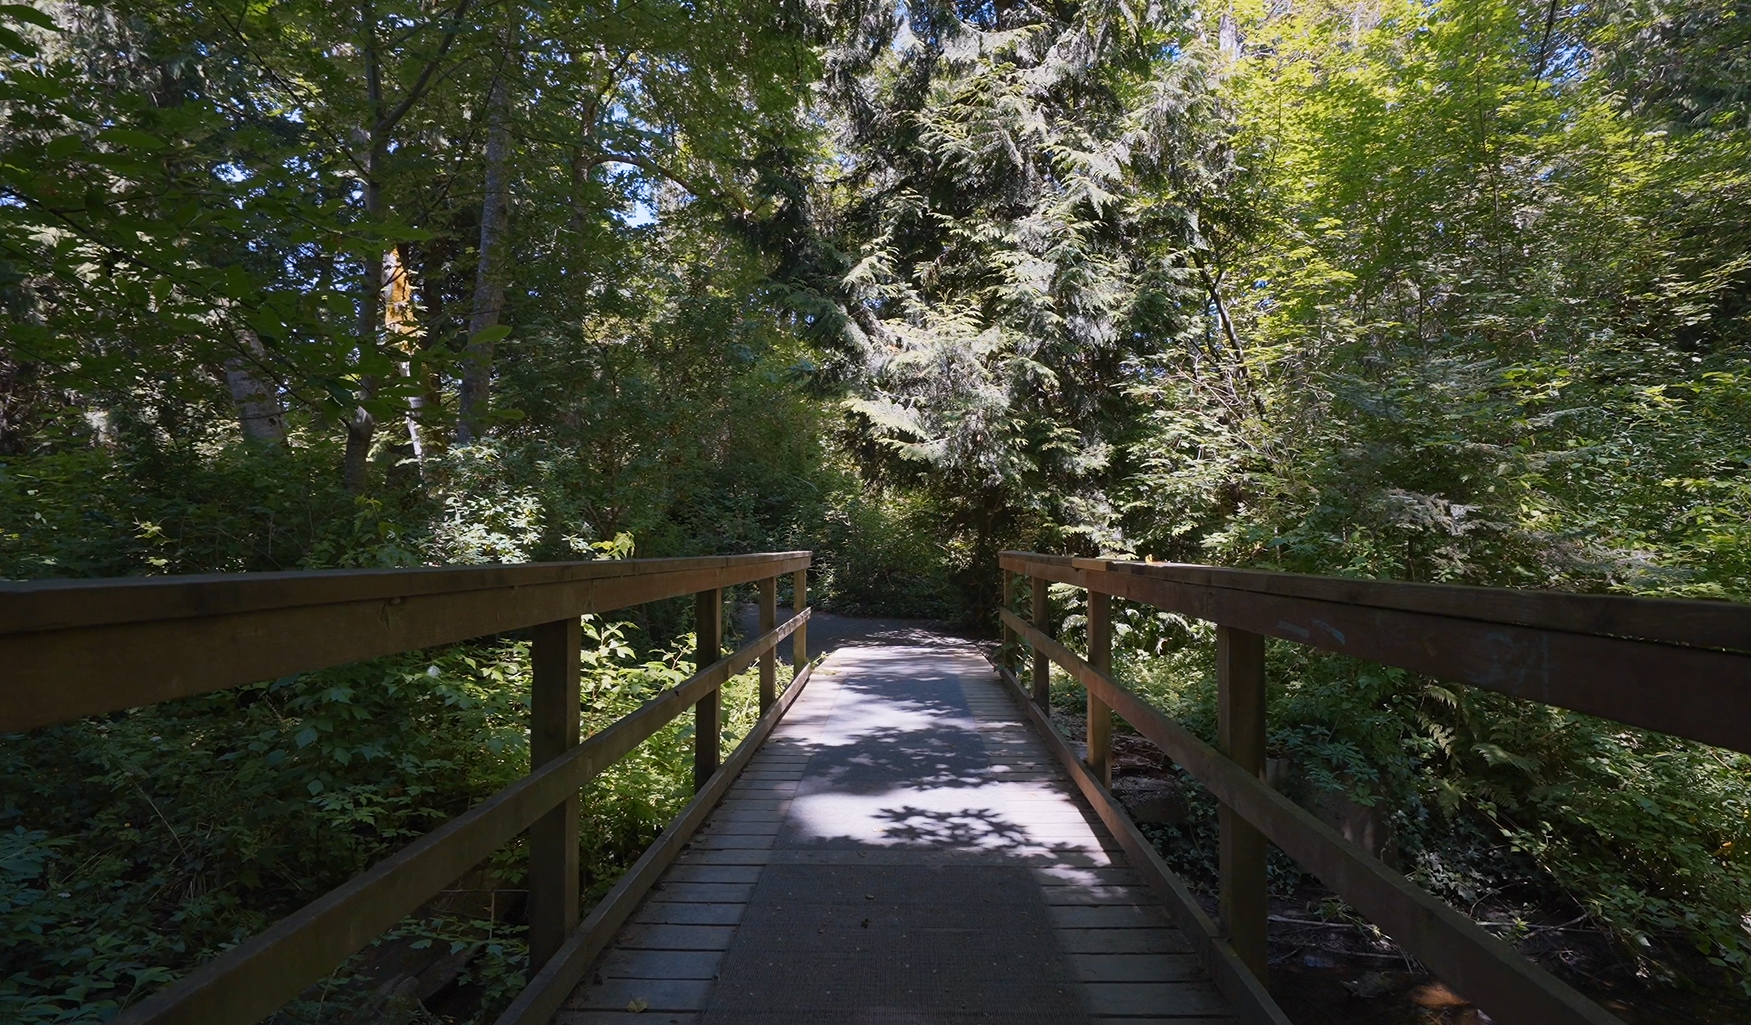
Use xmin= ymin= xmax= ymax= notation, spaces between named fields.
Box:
xmin=0 ymin=617 xmax=778 ymax=1023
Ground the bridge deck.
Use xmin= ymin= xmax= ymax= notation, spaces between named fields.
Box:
xmin=557 ymin=644 xmax=1237 ymax=1024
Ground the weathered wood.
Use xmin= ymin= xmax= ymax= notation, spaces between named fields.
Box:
xmin=1001 ymin=569 xmax=1018 ymax=675
xmin=758 ymin=576 xmax=777 ymax=712
xmin=1000 ymin=610 xmax=1622 ymax=1025
xmin=1087 ymin=589 xmax=1113 ymax=788
xmin=493 ymin=660 xmax=816 ymax=1025
xmin=529 ymin=617 xmax=582 ymax=971
xmin=113 ymin=610 xmax=809 ymax=1025
xmin=1031 ymin=575 xmax=1051 ymax=707
xmin=695 ymin=588 xmax=723 ymax=792
xmin=1001 ymin=552 xmax=1751 ymax=652
xmin=792 ymin=568 xmax=808 ymax=669
xmin=4 ymin=553 xmax=811 ymax=733
xmin=1217 ymin=626 xmax=1268 ymax=982
xmin=995 ymin=664 xmax=1291 ymax=1025
xmin=999 ymin=553 xmax=1751 ymax=754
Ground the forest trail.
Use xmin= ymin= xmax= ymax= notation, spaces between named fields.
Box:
xmin=556 ymin=643 xmax=1234 ymax=1024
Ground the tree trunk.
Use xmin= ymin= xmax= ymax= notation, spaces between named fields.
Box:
xmin=456 ymin=26 xmax=515 ymax=445
xmin=343 ymin=153 xmax=383 ymax=494
xmin=384 ymin=245 xmax=429 ymax=473
xmin=225 ymin=328 xmax=287 ymax=447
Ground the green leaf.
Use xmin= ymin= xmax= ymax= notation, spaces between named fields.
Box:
xmin=96 ymin=128 xmax=167 ymax=151
xmin=467 ymin=324 xmax=511 ymax=347
xmin=0 ymin=4 xmax=59 ymax=30
xmin=0 ymin=23 xmax=36 ymax=54
xmin=45 ymin=134 xmax=83 ymax=159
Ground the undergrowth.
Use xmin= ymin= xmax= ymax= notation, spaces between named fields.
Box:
xmin=0 ymin=615 xmax=781 ymax=1024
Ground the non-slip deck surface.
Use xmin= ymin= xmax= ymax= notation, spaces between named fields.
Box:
xmin=558 ymin=645 xmax=1235 ymax=1024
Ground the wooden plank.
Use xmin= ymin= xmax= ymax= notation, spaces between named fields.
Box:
xmin=1001 ymin=614 xmax=1622 ymax=1025
xmin=1217 ymin=626 xmax=1267 ymax=981
xmin=650 ymin=882 xmax=755 ymax=902
xmin=611 ymin=924 xmax=737 ymax=951
xmin=1057 ymin=929 xmax=1195 ymax=955
xmin=597 ymin=948 xmax=725 ymax=979
xmin=665 ymin=865 xmax=762 ymax=884
xmin=4 ymin=554 xmax=811 ymax=733
xmin=999 ymin=554 xmax=1751 ymax=753
xmin=1000 ymin=552 xmax=1751 ymax=653
xmin=995 ymin=664 xmax=1291 ymax=1025
xmin=556 ymin=1014 xmax=696 ymax=1025
xmin=530 ymin=617 xmax=583 ymax=971
xmin=1049 ymin=905 xmax=1172 ymax=928
xmin=1085 ymin=982 xmax=1235 ymax=1017
xmin=631 ymin=903 xmax=746 ymax=926
xmin=491 ymin=659 xmax=817 ymax=1025
xmin=3 ymin=553 xmax=812 ymax=634
xmin=114 ymin=614 xmax=809 ymax=1025
xmin=567 ymin=977 xmax=711 ymax=1011
xmin=1070 ymin=953 xmax=1204 ymax=982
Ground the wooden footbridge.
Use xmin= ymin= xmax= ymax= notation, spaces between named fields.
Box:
xmin=5 ymin=551 xmax=1748 ymax=1025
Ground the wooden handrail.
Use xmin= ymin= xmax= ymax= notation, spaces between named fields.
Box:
xmin=1001 ymin=609 xmax=1613 ymax=1025
xmin=5 ymin=552 xmax=813 ymax=1025
xmin=998 ymin=552 xmax=1751 ymax=1025
xmin=0 ymin=552 xmax=811 ymax=733
xmin=1001 ymin=553 xmax=1751 ymax=755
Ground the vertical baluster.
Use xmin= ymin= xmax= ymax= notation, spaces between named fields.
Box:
xmin=1218 ymin=625 xmax=1268 ymax=980
xmin=792 ymin=568 xmax=808 ymax=671
xmin=1000 ymin=570 xmax=1017 ymax=678
xmin=529 ymin=616 xmax=581 ymax=971
xmin=1086 ymin=588 xmax=1113 ymax=788
xmin=694 ymin=587 xmax=723 ymax=792
xmin=758 ymin=575 xmax=777 ymax=712
xmin=1031 ymin=575 xmax=1051 ymax=707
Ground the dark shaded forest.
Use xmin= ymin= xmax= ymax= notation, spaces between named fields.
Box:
xmin=2 ymin=0 xmax=1748 ymax=1021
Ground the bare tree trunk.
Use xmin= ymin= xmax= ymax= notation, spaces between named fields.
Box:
xmin=384 ymin=245 xmax=429 ymax=471
xmin=456 ymin=25 xmax=515 ymax=445
xmin=225 ymin=328 xmax=287 ymax=447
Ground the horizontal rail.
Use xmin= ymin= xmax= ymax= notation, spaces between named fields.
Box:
xmin=1001 ymin=552 xmax=1751 ymax=652
xmin=496 ymin=657 xmax=818 ymax=1025
xmin=115 ymin=608 xmax=810 ymax=1025
xmin=1001 ymin=553 xmax=1751 ymax=755
xmin=2 ymin=552 xmax=810 ymax=733
xmin=1002 ymin=609 xmax=1618 ymax=1025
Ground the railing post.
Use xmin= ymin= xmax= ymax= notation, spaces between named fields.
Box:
xmin=1000 ymin=569 xmax=1017 ymax=676
xmin=1031 ymin=575 xmax=1051 ymax=707
xmin=529 ymin=616 xmax=581 ymax=972
xmin=1217 ymin=625 xmax=1269 ymax=980
xmin=792 ymin=568 xmax=808 ymax=670
xmin=694 ymin=587 xmax=723 ymax=792
xmin=1086 ymin=588 xmax=1112 ymax=788
xmin=758 ymin=575 xmax=778 ymax=712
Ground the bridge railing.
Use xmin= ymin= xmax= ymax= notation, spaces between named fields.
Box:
xmin=1 ymin=552 xmax=814 ymax=1025
xmin=998 ymin=551 xmax=1751 ymax=1025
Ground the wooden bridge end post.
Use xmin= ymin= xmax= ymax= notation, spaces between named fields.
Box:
xmin=758 ymin=575 xmax=778 ymax=712
xmin=1086 ymin=589 xmax=1112 ymax=788
xmin=1217 ymin=624 xmax=1269 ymax=982
xmin=792 ymin=568 xmax=808 ymax=670
xmin=529 ymin=615 xmax=582 ymax=971
xmin=694 ymin=587 xmax=723 ymax=792
xmin=1031 ymin=576 xmax=1051 ymax=707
